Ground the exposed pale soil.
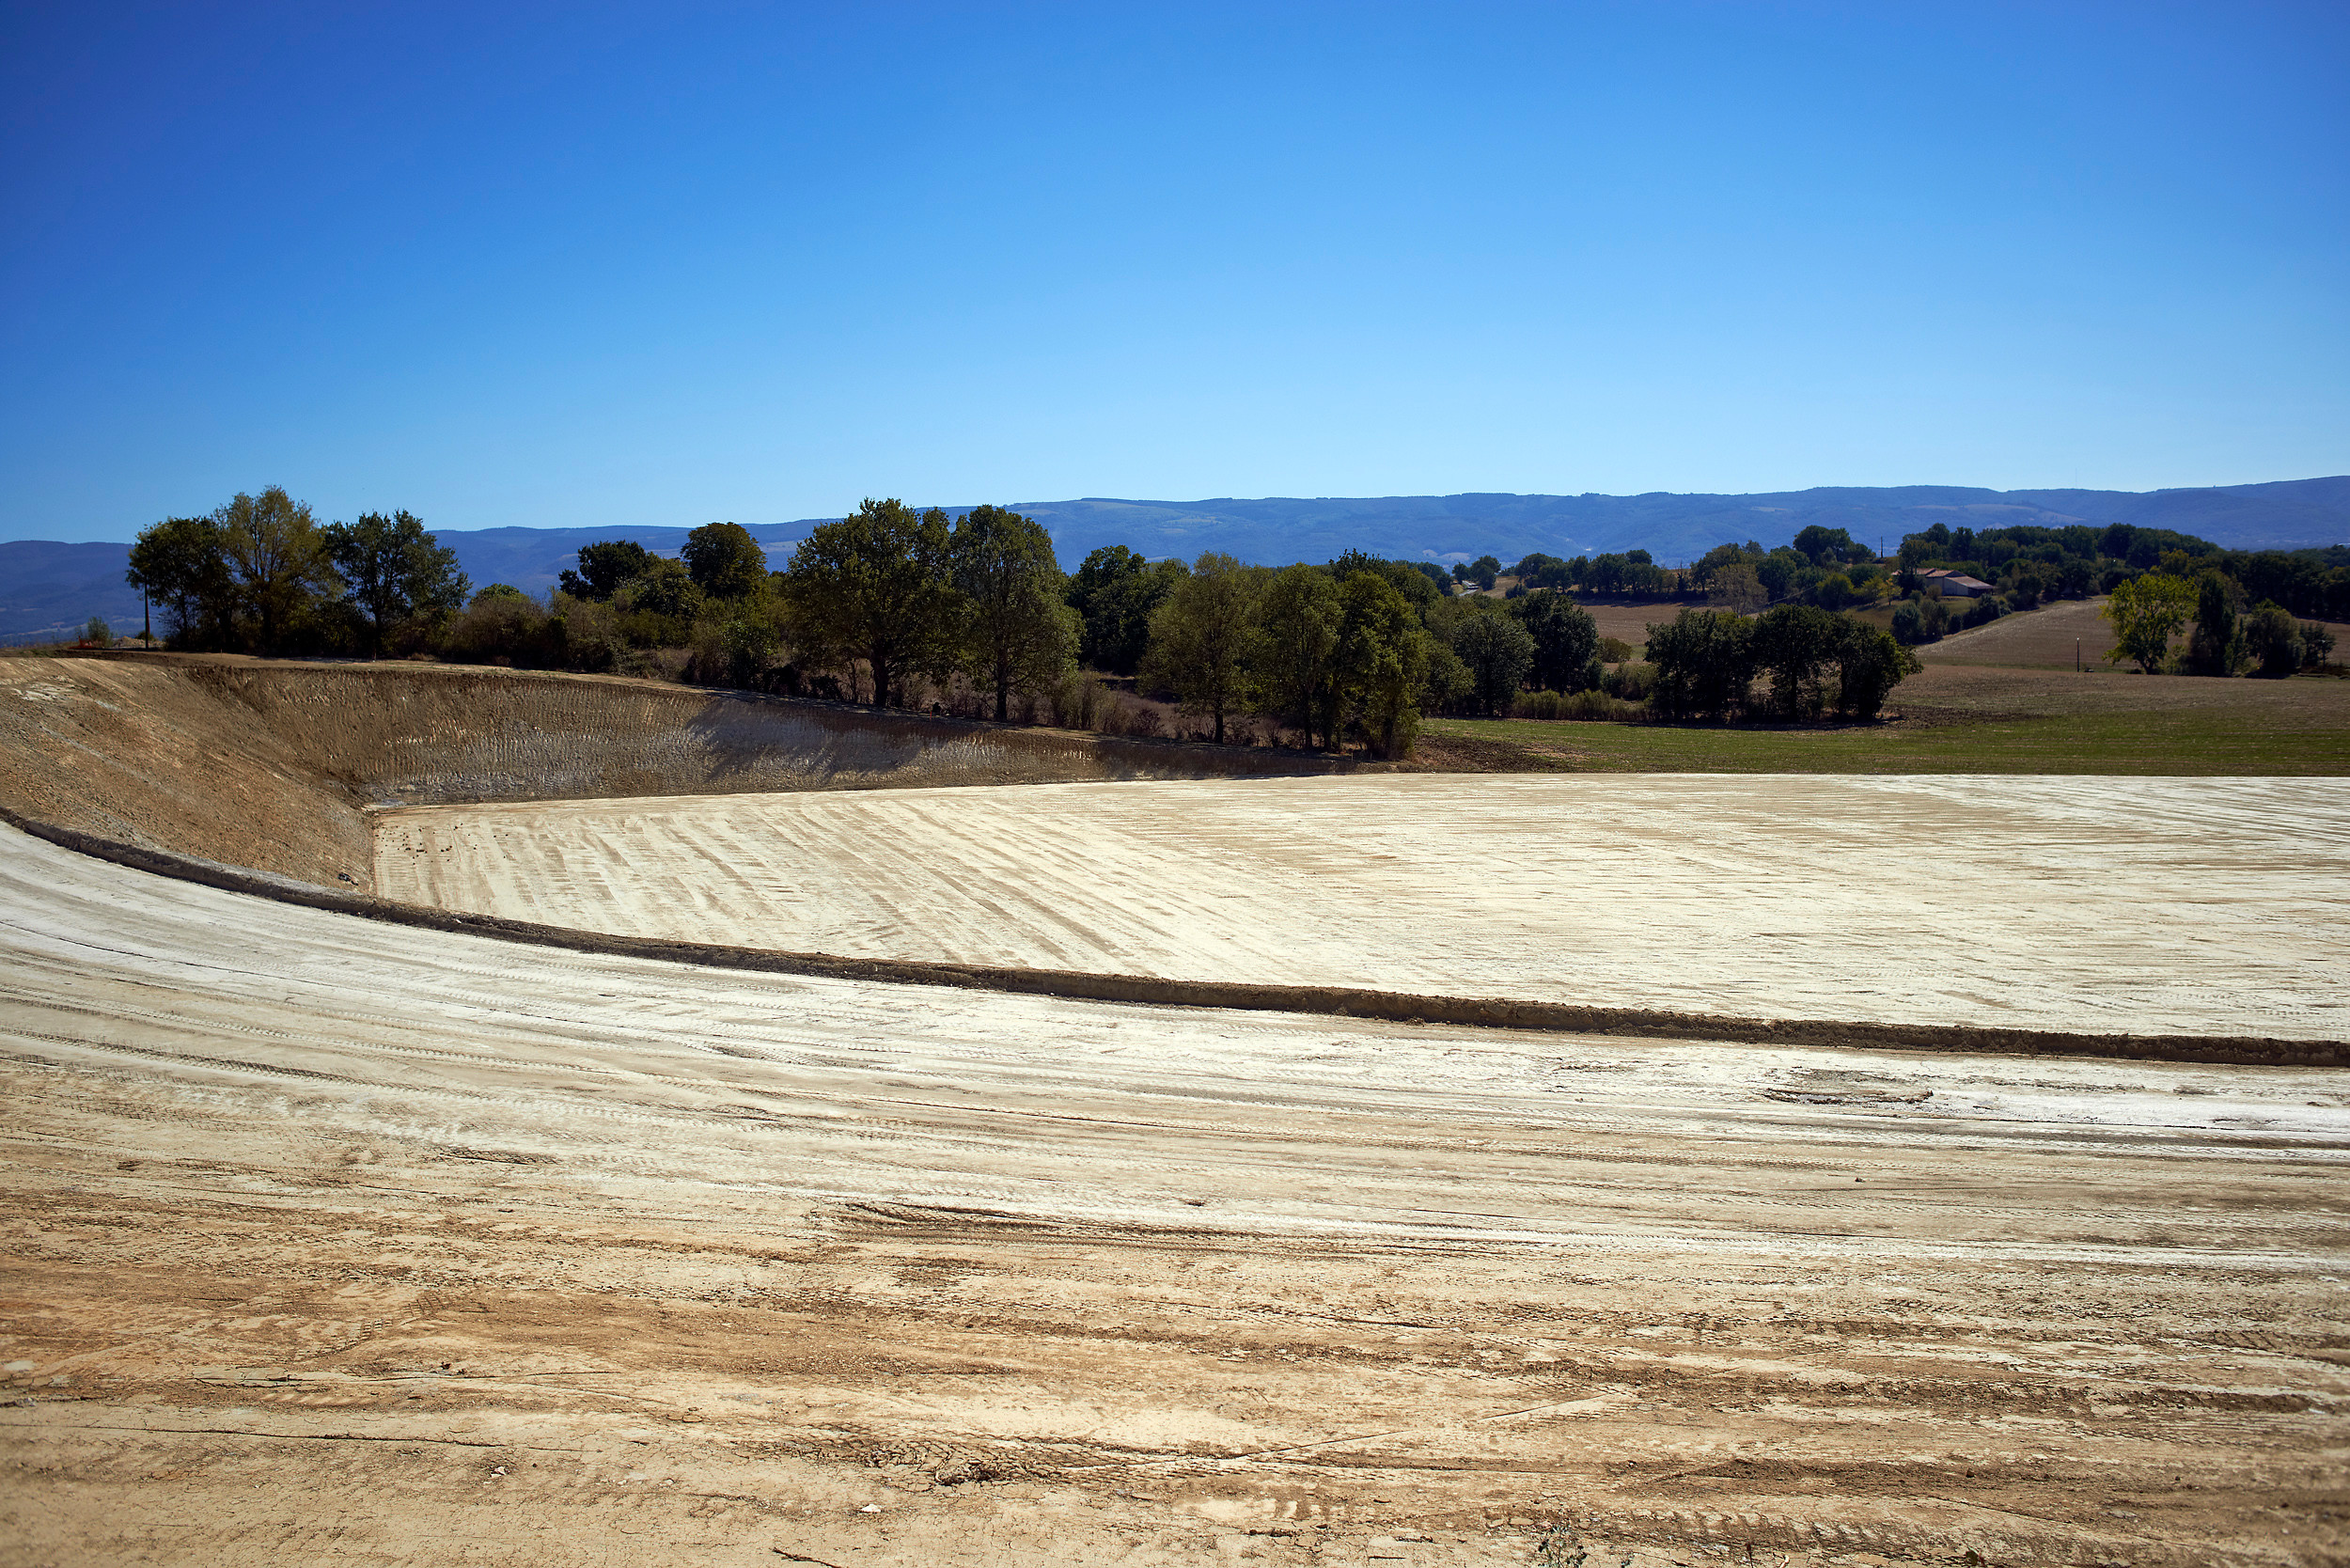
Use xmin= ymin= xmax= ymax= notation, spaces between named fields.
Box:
xmin=0 ymin=656 xmax=1340 ymax=891
xmin=374 ymin=774 xmax=2350 ymax=1042
xmin=3 ymin=824 xmax=2345 ymax=1566
xmin=4 ymin=658 xmax=2347 ymax=1564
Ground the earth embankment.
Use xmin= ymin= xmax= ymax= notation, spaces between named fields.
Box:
xmin=371 ymin=774 xmax=2350 ymax=1047
xmin=4 ymin=819 xmax=2346 ymax=1566
xmin=0 ymin=654 xmax=1341 ymax=890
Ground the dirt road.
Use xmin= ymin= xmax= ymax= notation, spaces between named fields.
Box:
xmin=375 ymin=774 xmax=2350 ymax=1041
xmin=4 ymin=823 xmax=2344 ymax=1564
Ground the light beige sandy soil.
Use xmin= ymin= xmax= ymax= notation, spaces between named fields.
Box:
xmin=376 ymin=774 xmax=2350 ymax=1042
xmin=4 ymin=823 xmax=2346 ymax=1566
xmin=0 ymin=656 xmax=1339 ymax=890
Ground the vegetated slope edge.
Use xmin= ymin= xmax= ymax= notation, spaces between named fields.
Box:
xmin=6 ymin=808 xmax=2337 ymax=1070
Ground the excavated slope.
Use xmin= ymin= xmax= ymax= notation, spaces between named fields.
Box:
xmin=0 ymin=654 xmax=1340 ymax=891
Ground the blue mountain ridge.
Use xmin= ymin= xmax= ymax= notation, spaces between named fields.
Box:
xmin=7 ymin=478 xmax=2344 ymax=643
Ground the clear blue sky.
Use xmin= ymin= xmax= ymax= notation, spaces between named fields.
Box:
xmin=5 ymin=2 xmax=2345 ymax=542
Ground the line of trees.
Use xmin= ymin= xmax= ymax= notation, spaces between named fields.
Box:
xmin=1643 ymin=605 xmax=1919 ymax=721
xmin=123 ymin=490 xmax=1952 ymax=753
xmin=2102 ymin=570 xmax=2336 ymax=677
xmin=1886 ymin=520 xmax=2349 ymax=660
xmin=125 ymin=488 xmax=469 ymax=657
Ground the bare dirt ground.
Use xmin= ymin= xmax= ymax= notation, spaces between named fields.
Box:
xmin=3 ymin=823 xmax=2345 ymax=1566
xmin=1568 ymin=599 xmax=1689 ymax=651
xmin=374 ymin=774 xmax=2350 ymax=1042
xmin=0 ymin=656 xmax=1338 ymax=890
xmin=1919 ymin=601 xmax=2122 ymax=670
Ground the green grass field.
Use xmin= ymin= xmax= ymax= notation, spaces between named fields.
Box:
xmin=1421 ymin=661 xmax=2350 ymax=775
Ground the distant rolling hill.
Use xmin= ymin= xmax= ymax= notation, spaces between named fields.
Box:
xmin=8 ymin=477 xmax=2345 ymax=643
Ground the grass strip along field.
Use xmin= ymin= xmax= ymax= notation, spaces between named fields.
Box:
xmin=1424 ymin=663 xmax=2350 ymax=775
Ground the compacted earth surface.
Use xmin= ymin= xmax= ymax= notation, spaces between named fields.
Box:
xmin=372 ymin=773 xmax=2350 ymax=1041
xmin=3 ymin=823 xmax=2346 ymax=1566
xmin=3 ymin=653 xmax=2347 ymax=1566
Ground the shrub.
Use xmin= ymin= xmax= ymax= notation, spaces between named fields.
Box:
xmin=444 ymin=590 xmax=563 ymax=667
xmin=1050 ymin=669 xmax=1104 ymax=729
xmin=1832 ymin=622 xmax=1922 ymax=719
xmin=1601 ymin=660 xmax=1655 ymax=700
xmin=1098 ymin=697 xmax=1164 ymax=738
xmin=1507 ymin=687 xmax=1640 ymax=721
xmin=2243 ymin=604 xmax=2303 ymax=679
xmin=550 ymin=594 xmax=621 ymax=672
xmin=1597 ymin=635 xmax=1635 ymax=663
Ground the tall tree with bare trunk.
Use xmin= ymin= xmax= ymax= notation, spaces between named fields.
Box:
xmin=781 ymin=498 xmax=957 ymax=708
xmin=948 ymin=506 xmax=1076 ymax=722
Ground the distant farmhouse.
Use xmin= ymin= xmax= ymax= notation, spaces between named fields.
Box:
xmin=1918 ymin=569 xmax=1995 ymax=598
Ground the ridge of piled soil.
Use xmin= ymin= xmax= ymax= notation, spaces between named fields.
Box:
xmin=0 ymin=653 xmax=1344 ymax=890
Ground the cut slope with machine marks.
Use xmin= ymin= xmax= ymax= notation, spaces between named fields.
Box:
xmin=375 ymin=773 xmax=2350 ymax=1042
xmin=0 ymin=654 xmax=1341 ymax=889
xmin=4 ymin=818 xmax=2346 ymax=1565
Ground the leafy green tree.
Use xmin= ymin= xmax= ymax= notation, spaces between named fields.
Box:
xmin=1831 ymin=621 xmax=1921 ymax=718
xmin=2242 ymin=604 xmax=2303 ymax=679
xmin=1748 ymin=604 xmax=1844 ymax=718
xmin=1645 ymin=608 xmax=1754 ymax=719
xmin=682 ymin=522 xmax=769 ymax=601
xmin=620 ymin=557 xmax=702 ymax=619
xmin=217 ymin=487 xmax=341 ymax=652
xmin=1690 ymin=541 xmax=1758 ymax=588
xmin=1419 ymin=639 xmax=1473 ymax=713
xmin=1255 ymin=564 xmax=1343 ymax=748
xmin=1707 ymin=563 xmax=1766 ymax=614
xmin=718 ymin=606 xmax=784 ymax=687
xmin=948 ymin=506 xmax=1076 ymax=721
xmin=1141 ymin=552 xmax=1257 ymax=743
xmin=1067 ymin=545 xmax=1185 ymax=675
xmin=1468 ymin=555 xmax=1501 ymax=590
xmin=1753 ymin=550 xmax=1800 ymax=603
xmin=559 ymin=541 xmax=653 ymax=602
xmin=2301 ymin=620 xmax=2337 ymax=670
xmin=126 ymin=515 xmax=231 ymax=645
xmin=1449 ymin=602 xmax=1536 ymax=714
xmin=781 ymin=498 xmax=957 ymax=708
xmin=321 ymin=510 xmax=469 ymax=658
xmin=2103 ymin=572 xmax=2194 ymax=672
xmin=1335 ymin=571 xmax=1429 ymax=758
xmin=2181 ymin=572 xmax=2244 ymax=677
xmin=1793 ymin=525 xmax=1872 ymax=568
xmin=1513 ymin=592 xmax=1601 ymax=693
